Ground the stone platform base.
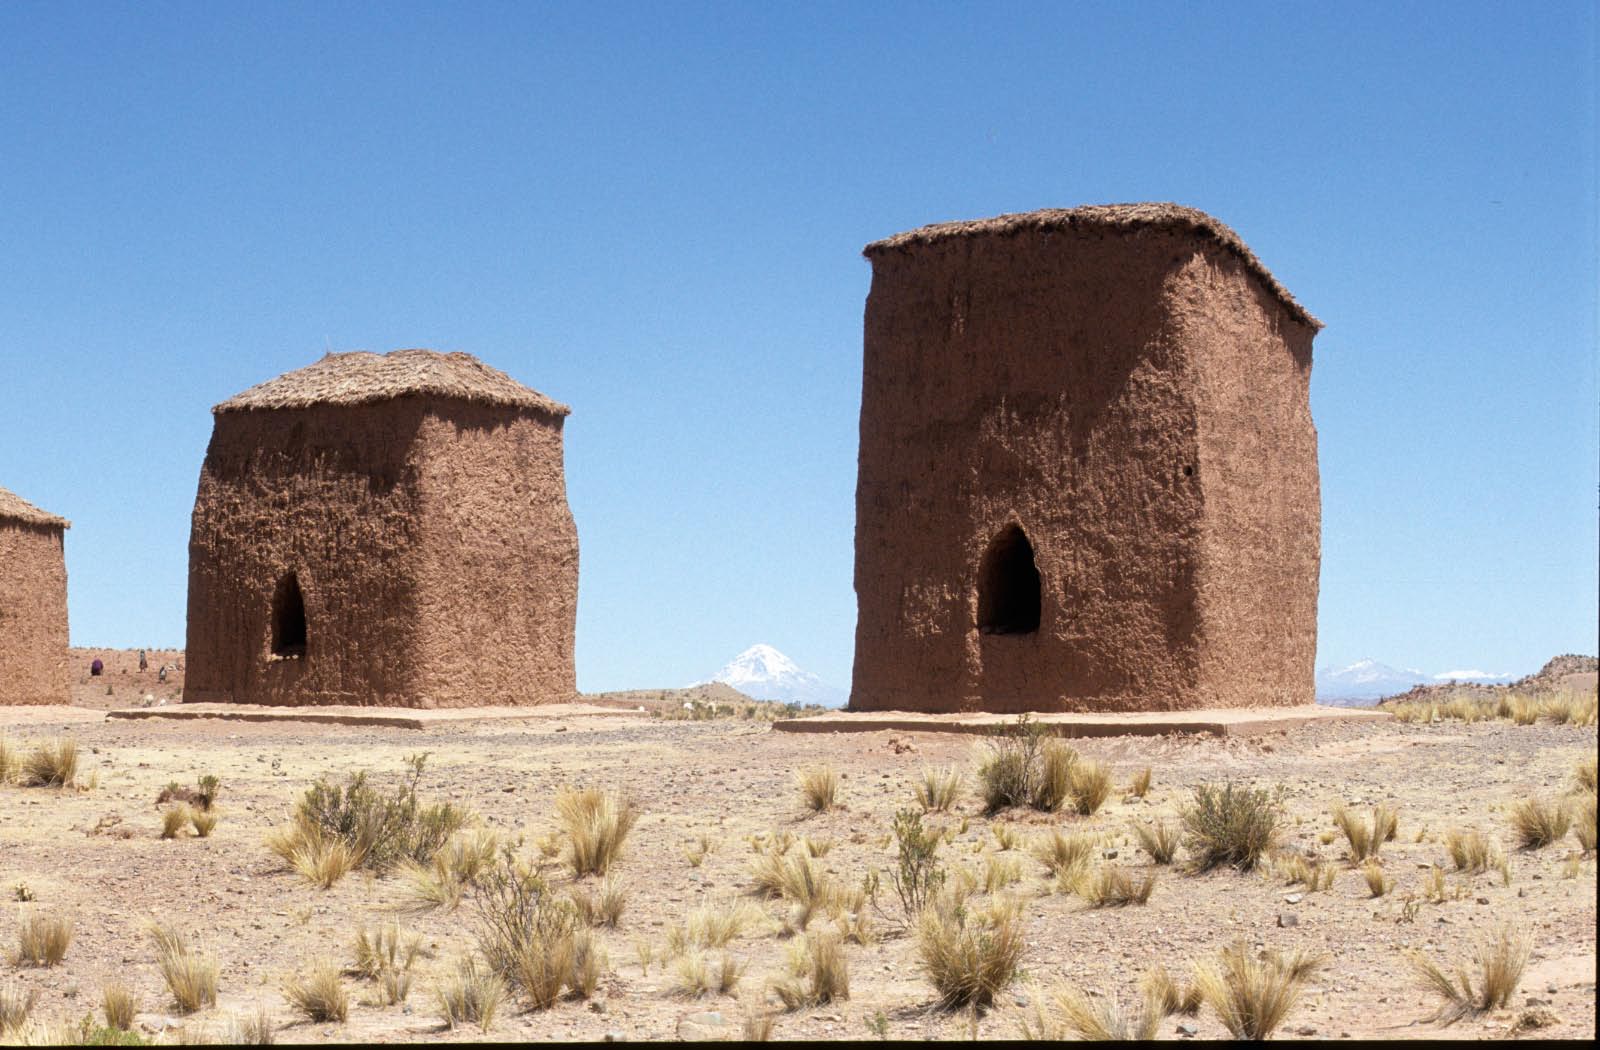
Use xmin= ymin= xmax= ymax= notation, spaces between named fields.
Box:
xmin=773 ymin=704 xmax=1388 ymax=738
xmin=104 ymin=702 xmax=638 ymax=730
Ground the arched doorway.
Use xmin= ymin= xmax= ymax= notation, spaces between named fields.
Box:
xmin=270 ymin=572 xmax=308 ymax=658
xmin=978 ymin=525 xmax=1041 ymax=635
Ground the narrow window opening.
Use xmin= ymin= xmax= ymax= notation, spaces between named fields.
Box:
xmin=271 ymin=573 xmax=308 ymax=658
xmin=978 ymin=525 xmax=1041 ymax=635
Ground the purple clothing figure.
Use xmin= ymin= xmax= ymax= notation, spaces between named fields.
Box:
xmin=90 ymin=659 xmax=104 ymax=676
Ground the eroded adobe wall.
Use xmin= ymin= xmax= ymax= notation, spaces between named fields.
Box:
xmin=0 ymin=522 xmax=70 ymax=705
xmin=409 ymin=401 xmax=578 ymax=707
xmin=185 ymin=403 xmax=428 ymax=705
xmin=852 ymin=225 xmax=1211 ymax=713
xmin=1179 ymin=250 xmax=1320 ymax=707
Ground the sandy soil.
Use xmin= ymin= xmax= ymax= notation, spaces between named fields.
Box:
xmin=0 ymin=672 xmax=1594 ymax=1043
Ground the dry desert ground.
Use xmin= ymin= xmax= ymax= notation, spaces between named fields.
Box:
xmin=0 ymin=653 xmax=1594 ymax=1044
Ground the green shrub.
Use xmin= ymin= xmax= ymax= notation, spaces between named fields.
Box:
xmin=1180 ymin=782 xmax=1282 ymax=872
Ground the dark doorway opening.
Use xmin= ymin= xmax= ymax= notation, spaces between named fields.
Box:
xmin=271 ymin=573 xmax=308 ymax=658
xmin=978 ymin=525 xmax=1041 ymax=635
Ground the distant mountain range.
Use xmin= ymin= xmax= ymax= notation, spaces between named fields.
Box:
xmin=1316 ymin=658 xmax=1514 ymax=704
xmin=694 ymin=644 xmax=849 ymax=708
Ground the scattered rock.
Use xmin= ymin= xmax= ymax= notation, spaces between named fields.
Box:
xmin=1476 ymin=896 xmax=1490 ymax=905
xmin=1284 ymin=893 xmax=1304 ymax=904
xmin=1513 ymin=1007 xmax=1559 ymax=1033
xmin=1277 ymin=913 xmax=1299 ymax=928
xmin=677 ymin=1010 xmax=732 ymax=1042
xmin=1176 ymin=1021 xmax=1199 ymax=1037
xmin=604 ymin=1031 xmax=627 ymax=1042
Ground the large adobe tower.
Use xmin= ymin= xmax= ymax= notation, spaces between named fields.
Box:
xmin=0 ymin=486 xmax=70 ymax=706
xmin=851 ymin=204 xmax=1322 ymax=713
xmin=185 ymin=349 xmax=578 ymax=707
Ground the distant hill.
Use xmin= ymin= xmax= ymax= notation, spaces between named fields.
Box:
xmin=1316 ymin=658 xmax=1517 ymax=704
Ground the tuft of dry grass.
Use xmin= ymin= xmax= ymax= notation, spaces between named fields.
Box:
xmin=1574 ymin=793 xmax=1597 ymax=853
xmin=1141 ymin=964 xmax=1202 ymax=1017
xmin=773 ymin=931 xmax=850 ymax=1009
xmin=1073 ymin=865 xmax=1156 ymax=907
xmin=666 ymin=898 xmax=764 ymax=957
xmin=283 ymin=960 xmax=349 ymax=1023
xmin=1360 ymin=860 xmax=1393 ymax=897
xmin=991 ymin=824 xmax=1020 ymax=852
xmin=1407 ymin=922 xmax=1529 ymax=1024
xmin=0 ymin=983 xmax=38 ymax=1037
xmin=977 ymin=716 xmax=1082 ymax=813
xmin=1032 ymin=829 xmax=1097 ymax=884
xmin=1332 ymin=802 xmax=1399 ymax=862
xmin=151 ymin=923 xmax=218 ymax=1014
xmin=1181 ymin=782 xmax=1282 ymax=872
xmin=1574 ymin=756 xmax=1598 ymax=794
xmin=1444 ymin=827 xmax=1504 ymax=873
xmin=1017 ymin=983 xmax=1162 ymax=1041
xmin=266 ymin=822 xmax=359 ymax=889
xmin=102 ymin=983 xmax=137 ymax=1031
xmin=752 ymin=850 xmax=842 ymax=931
xmin=351 ymin=923 xmax=423 ymax=1004
xmin=228 ymin=1007 xmax=276 ymax=1045
xmin=1128 ymin=766 xmax=1153 ymax=799
xmin=0 ymin=737 xmax=15 ymax=786
xmin=190 ymin=807 xmax=220 ymax=838
xmin=797 ymin=765 xmax=840 ymax=813
xmin=981 ymin=852 xmax=1024 ymax=894
xmin=674 ymin=951 xmax=743 ymax=999
xmin=1032 ymin=740 xmax=1077 ymax=812
xmin=742 ymin=1010 xmax=778 ymax=1041
xmin=1068 ymin=758 xmax=1113 ymax=816
xmin=569 ymin=875 xmax=628 ymax=928
xmin=21 ymin=737 xmax=79 ymax=787
xmin=683 ymin=831 xmax=714 ymax=868
xmin=916 ymin=897 xmax=1025 ymax=1010
xmin=914 ymin=766 xmax=964 ymax=813
xmin=557 ymin=788 xmax=639 ymax=877
xmin=1510 ymin=796 xmax=1570 ymax=850
xmin=397 ymin=828 xmax=499 ymax=913
xmin=435 ymin=957 xmax=505 ymax=1033
xmin=1133 ymin=820 xmax=1180 ymax=865
xmin=1192 ymin=942 xmax=1324 ymax=1040
xmin=1270 ymin=851 xmax=1338 ymax=892
xmin=162 ymin=804 xmax=193 ymax=839
xmin=16 ymin=911 xmax=72 ymax=967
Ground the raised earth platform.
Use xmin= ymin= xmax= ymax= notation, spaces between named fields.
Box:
xmin=102 ymin=702 xmax=637 ymax=730
xmin=772 ymin=704 xmax=1389 ymax=738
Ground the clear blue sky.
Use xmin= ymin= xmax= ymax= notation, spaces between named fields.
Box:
xmin=2 ymin=2 xmax=1594 ymax=691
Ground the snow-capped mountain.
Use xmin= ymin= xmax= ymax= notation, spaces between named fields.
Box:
xmin=1316 ymin=659 xmax=1517 ymax=703
xmin=694 ymin=644 xmax=848 ymax=708
xmin=1315 ymin=659 xmax=1431 ymax=702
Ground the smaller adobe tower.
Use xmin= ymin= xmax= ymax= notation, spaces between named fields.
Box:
xmin=0 ymin=486 xmax=70 ymax=706
xmin=852 ymin=204 xmax=1322 ymax=714
xmin=185 ymin=349 xmax=578 ymax=707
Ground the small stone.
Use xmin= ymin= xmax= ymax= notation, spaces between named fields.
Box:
xmin=1476 ymin=896 xmax=1489 ymax=905
xmin=1277 ymin=913 xmax=1299 ymax=928
xmin=604 ymin=1032 xmax=627 ymax=1043
xmin=555 ymin=725 xmax=568 ymax=732
xmin=1525 ymin=997 xmax=1549 ymax=1007
xmin=1176 ymin=1021 xmax=1199 ymax=1037
xmin=1296 ymin=1026 xmax=1317 ymax=1036
xmin=1284 ymin=893 xmax=1304 ymax=904
xmin=1102 ymin=849 xmax=1118 ymax=859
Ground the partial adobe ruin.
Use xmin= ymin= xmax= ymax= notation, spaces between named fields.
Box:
xmin=185 ymin=349 xmax=578 ymax=707
xmin=851 ymin=203 xmax=1322 ymax=713
xmin=0 ymin=486 xmax=70 ymax=705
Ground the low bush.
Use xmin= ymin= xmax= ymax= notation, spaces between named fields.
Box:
xmin=101 ymin=984 xmax=137 ymax=1031
xmin=472 ymin=851 xmax=587 ymax=1010
xmin=889 ymin=809 xmax=945 ymax=919
xmin=21 ymin=737 xmax=79 ymax=787
xmin=1017 ymin=983 xmax=1161 ymax=1041
xmin=1133 ymin=820 xmax=1180 ymax=865
xmin=674 ymin=952 xmax=742 ymax=999
xmin=1073 ymin=865 xmax=1156 ymax=907
xmin=569 ymin=875 xmax=628 ymax=928
xmin=1332 ymin=802 xmax=1398 ymax=862
xmin=1180 ymin=782 xmax=1282 ymax=872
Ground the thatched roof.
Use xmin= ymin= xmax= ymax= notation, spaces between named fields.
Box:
xmin=864 ymin=203 xmax=1321 ymax=330
xmin=215 ymin=349 xmax=571 ymax=416
xmin=0 ymin=486 xmax=69 ymax=529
